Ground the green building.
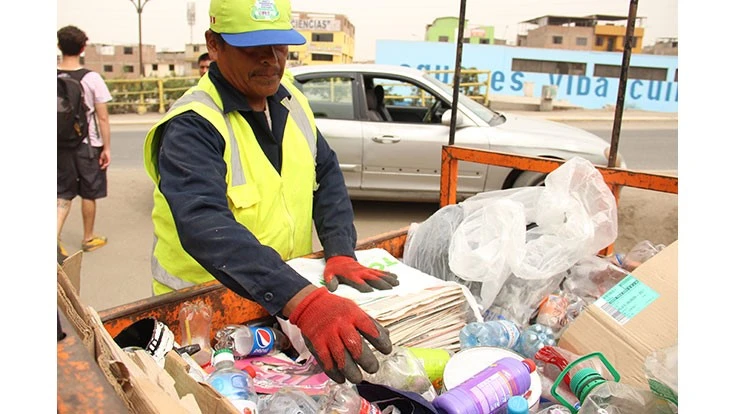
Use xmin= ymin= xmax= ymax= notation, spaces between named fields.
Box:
xmin=425 ymin=16 xmax=494 ymax=45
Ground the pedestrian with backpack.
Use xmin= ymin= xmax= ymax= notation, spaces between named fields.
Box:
xmin=57 ymin=25 xmax=112 ymax=255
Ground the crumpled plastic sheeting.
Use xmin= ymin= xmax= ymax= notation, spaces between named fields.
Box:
xmin=404 ymin=157 xmax=618 ymax=311
xmin=403 ymin=204 xmax=482 ymax=298
xmin=517 ymin=157 xmax=618 ymax=280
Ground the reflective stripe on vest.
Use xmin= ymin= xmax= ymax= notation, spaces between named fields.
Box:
xmin=151 ymin=236 xmax=196 ymax=290
xmin=150 ymin=87 xmax=318 ymax=292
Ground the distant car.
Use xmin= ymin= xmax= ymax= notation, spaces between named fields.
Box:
xmin=290 ymin=63 xmax=624 ymax=202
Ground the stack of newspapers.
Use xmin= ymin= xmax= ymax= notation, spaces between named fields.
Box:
xmin=285 ymin=248 xmax=483 ymax=353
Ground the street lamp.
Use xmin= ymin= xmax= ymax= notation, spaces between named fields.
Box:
xmin=130 ymin=0 xmax=151 ymax=76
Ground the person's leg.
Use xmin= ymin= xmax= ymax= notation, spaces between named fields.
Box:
xmin=81 ymin=198 xmax=97 ymax=242
xmin=57 ymin=198 xmax=72 ymax=240
xmin=57 ymin=148 xmax=79 ymax=257
xmin=78 ymin=145 xmax=108 ymax=251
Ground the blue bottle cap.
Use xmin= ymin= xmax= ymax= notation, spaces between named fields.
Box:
xmin=507 ymin=395 xmax=529 ymax=414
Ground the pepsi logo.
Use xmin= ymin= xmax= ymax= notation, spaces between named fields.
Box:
xmin=254 ymin=328 xmax=273 ymax=348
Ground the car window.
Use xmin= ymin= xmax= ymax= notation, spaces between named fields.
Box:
xmin=422 ymin=73 xmax=502 ymax=125
xmin=371 ymin=76 xmax=447 ymax=124
xmin=296 ymin=76 xmax=355 ymax=120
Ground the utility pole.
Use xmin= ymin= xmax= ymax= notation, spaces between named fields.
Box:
xmin=130 ymin=0 xmax=151 ymax=77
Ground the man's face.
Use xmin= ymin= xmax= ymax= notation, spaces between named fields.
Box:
xmin=207 ymin=34 xmax=288 ymax=105
xmin=199 ymin=59 xmax=211 ymax=77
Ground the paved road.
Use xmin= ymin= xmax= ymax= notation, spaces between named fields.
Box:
xmin=60 ymin=118 xmax=678 ymax=312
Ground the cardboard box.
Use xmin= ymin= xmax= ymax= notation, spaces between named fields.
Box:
xmin=558 ymin=240 xmax=678 ymax=389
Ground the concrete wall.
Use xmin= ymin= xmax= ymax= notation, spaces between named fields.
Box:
xmin=376 ymin=40 xmax=678 ymax=112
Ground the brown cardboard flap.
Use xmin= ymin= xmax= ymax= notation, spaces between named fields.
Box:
xmin=61 ymin=250 xmax=83 ymax=295
xmin=164 ymin=351 xmax=240 ymax=414
xmin=559 ymin=241 xmax=678 ymax=388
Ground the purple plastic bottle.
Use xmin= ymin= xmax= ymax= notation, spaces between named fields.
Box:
xmin=433 ymin=357 xmax=536 ymax=414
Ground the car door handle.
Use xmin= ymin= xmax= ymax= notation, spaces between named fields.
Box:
xmin=372 ymin=135 xmax=401 ymax=144
xmin=340 ymin=164 xmax=360 ymax=172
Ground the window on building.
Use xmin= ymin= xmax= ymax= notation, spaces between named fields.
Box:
xmin=103 ymin=65 xmax=113 ymax=73
xmin=576 ymin=37 xmax=587 ymax=46
xmin=193 ymin=45 xmax=200 ymax=52
xmin=593 ymin=64 xmax=667 ymax=81
xmin=511 ymin=58 xmax=586 ymax=75
xmin=153 ymin=64 xmax=159 ymax=71
xmin=169 ymin=64 xmax=175 ymax=71
xmin=479 ymin=38 xmax=490 ymax=44
xmin=552 ymin=36 xmax=563 ymax=44
xmin=674 ymin=68 xmax=678 ymax=82
xmin=123 ymin=65 xmax=134 ymax=73
xmin=312 ymin=53 xmax=334 ymax=62
xmin=596 ymin=36 xmax=604 ymax=46
xmin=294 ymin=76 xmax=354 ymax=120
xmin=631 ymin=37 xmax=638 ymax=47
xmin=438 ymin=36 xmax=449 ymax=42
xmin=312 ymin=33 xmax=334 ymax=42
xmin=463 ymin=38 xmax=470 ymax=43
xmin=191 ymin=62 xmax=198 ymax=70
xmin=123 ymin=47 xmax=134 ymax=55
xmin=288 ymin=51 xmax=299 ymax=60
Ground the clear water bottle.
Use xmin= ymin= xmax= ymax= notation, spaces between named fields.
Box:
xmin=515 ymin=323 xmax=556 ymax=359
xmin=459 ymin=320 xmax=521 ymax=349
xmin=432 ymin=357 xmax=536 ymax=414
xmin=258 ymin=388 xmax=320 ymax=414
xmin=214 ymin=324 xmax=291 ymax=359
xmin=207 ymin=348 xmax=259 ymax=413
xmin=178 ymin=300 xmax=213 ymax=367
xmin=551 ymin=352 xmax=675 ymax=414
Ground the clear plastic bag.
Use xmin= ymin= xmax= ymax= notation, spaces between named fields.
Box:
xmin=644 ymin=344 xmax=678 ymax=407
xmin=620 ymin=240 xmax=666 ymax=271
xmin=562 ymin=255 xmax=629 ymax=304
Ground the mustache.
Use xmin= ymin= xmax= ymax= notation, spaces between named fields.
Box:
xmin=250 ymin=67 xmax=282 ymax=77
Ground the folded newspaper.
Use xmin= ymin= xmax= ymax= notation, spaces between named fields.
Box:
xmin=282 ymin=248 xmax=483 ymax=354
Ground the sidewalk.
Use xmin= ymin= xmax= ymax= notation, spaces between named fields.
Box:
xmin=109 ymin=106 xmax=677 ymax=126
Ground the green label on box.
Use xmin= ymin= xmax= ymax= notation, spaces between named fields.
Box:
xmin=594 ymin=274 xmax=659 ymax=325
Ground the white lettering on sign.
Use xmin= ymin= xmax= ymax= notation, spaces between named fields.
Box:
xmin=291 ymin=18 xmax=342 ymax=31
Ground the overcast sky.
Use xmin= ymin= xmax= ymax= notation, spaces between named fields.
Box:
xmin=57 ymin=0 xmax=678 ymax=61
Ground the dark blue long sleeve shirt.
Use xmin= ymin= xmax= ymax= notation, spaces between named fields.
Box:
xmin=155 ymin=62 xmax=357 ymax=316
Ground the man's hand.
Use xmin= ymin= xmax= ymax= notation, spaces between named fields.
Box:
xmin=323 ymin=256 xmax=399 ymax=293
xmin=288 ymin=287 xmax=392 ymax=384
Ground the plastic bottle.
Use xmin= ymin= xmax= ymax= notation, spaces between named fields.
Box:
xmin=535 ymin=293 xmax=569 ymax=331
xmin=501 ymin=395 xmax=529 ymax=414
xmin=515 ymin=324 xmax=556 ymax=359
xmin=459 ymin=320 xmax=521 ymax=350
xmin=551 ymin=352 xmax=675 ymax=414
xmin=432 ymin=357 xmax=537 ymax=414
xmin=214 ymin=324 xmax=291 ymax=359
xmin=319 ymin=381 xmax=382 ymax=414
xmin=258 ymin=387 xmax=320 ymax=414
xmin=207 ymin=348 xmax=259 ymax=413
xmin=178 ymin=300 xmax=213 ymax=367
xmin=534 ymin=405 xmax=571 ymax=414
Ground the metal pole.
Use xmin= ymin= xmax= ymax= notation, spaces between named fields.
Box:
xmin=130 ymin=0 xmax=150 ymax=77
xmin=609 ymin=0 xmax=638 ymax=168
xmin=448 ymin=0 xmax=467 ymax=146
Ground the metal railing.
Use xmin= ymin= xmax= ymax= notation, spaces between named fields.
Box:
xmin=101 ymin=69 xmax=492 ymax=115
xmin=104 ymin=77 xmax=199 ymax=115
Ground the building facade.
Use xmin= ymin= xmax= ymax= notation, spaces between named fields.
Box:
xmin=78 ymin=43 xmax=157 ymax=79
xmin=518 ymin=15 xmax=645 ymax=54
xmin=425 ymin=17 xmax=494 ymax=45
xmin=287 ymin=12 xmax=355 ymax=66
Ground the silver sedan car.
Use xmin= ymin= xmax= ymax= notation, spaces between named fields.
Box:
xmin=290 ymin=63 xmax=623 ymax=202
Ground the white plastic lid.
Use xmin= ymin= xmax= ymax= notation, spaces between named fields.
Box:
xmin=212 ymin=348 xmax=235 ymax=365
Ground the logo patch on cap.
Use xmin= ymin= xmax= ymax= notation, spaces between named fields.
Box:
xmin=251 ymin=0 xmax=280 ymax=22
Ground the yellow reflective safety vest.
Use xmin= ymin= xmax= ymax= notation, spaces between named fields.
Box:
xmin=143 ymin=75 xmax=318 ymax=295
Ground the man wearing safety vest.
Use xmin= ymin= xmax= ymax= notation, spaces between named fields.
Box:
xmin=143 ymin=0 xmax=399 ymax=384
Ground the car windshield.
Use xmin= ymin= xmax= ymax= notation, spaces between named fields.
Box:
xmin=422 ymin=73 xmax=502 ymax=125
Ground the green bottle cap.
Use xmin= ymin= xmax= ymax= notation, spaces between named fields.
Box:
xmin=570 ymin=367 xmax=607 ymax=403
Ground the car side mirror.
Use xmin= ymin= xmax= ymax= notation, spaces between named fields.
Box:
xmin=441 ymin=110 xmax=465 ymax=127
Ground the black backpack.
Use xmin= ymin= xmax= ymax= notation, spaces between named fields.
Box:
xmin=57 ymin=69 xmax=91 ymax=149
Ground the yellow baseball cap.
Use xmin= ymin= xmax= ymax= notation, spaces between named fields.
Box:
xmin=209 ymin=0 xmax=306 ymax=47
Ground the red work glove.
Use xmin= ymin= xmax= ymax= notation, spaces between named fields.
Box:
xmin=289 ymin=287 xmax=392 ymax=384
xmin=323 ymin=256 xmax=400 ymax=293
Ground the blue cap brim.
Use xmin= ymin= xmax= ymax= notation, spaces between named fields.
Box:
xmin=221 ymin=29 xmax=306 ymax=47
